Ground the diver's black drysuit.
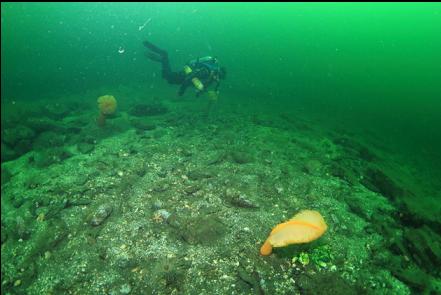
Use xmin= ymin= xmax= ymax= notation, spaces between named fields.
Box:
xmin=143 ymin=40 xmax=223 ymax=96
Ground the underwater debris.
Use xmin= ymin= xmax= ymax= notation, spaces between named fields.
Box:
xmin=138 ymin=18 xmax=151 ymax=31
xmin=260 ymin=210 xmax=328 ymax=256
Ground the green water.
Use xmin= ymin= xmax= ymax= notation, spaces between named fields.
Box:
xmin=1 ymin=3 xmax=441 ymax=294
xmin=3 ymin=3 xmax=441 ymax=159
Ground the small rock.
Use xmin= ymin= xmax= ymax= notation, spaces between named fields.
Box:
xmin=44 ymin=251 xmax=52 ymax=259
xmin=128 ymin=103 xmax=168 ymax=117
xmin=43 ymin=103 xmax=71 ymax=119
xmin=116 ymin=253 xmax=136 ymax=269
xmin=231 ymin=151 xmax=253 ymax=164
xmin=1 ymin=166 xmax=13 ymax=184
xmin=153 ymin=182 xmax=169 ymax=192
xmin=180 ymin=216 xmax=226 ymax=245
xmin=229 ymin=195 xmax=259 ymax=209
xmin=2 ymin=125 xmax=36 ymax=146
xmin=31 ymin=148 xmax=72 ymax=168
xmin=120 ymin=283 xmax=131 ymax=294
xmin=90 ymin=204 xmax=113 ymax=226
xmin=303 ymin=159 xmax=322 ymax=175
xmin=184 ymin=185 xmax=201 ymax=196
xmin=361 ymin=168 xmax=403 ymax=200
xmin=25 ymin=117 xmax=59 ymax=133
xmin=187 ymin=169 xmax=212 ymax=181
xmin=207 ymin=152 xmax=227 ymax=165
xmin=152 ymin=200 xmax=163 ymax=210
xmin=1 ymin=142 xmax=18 ymax=162
xmin=77 ymin=142 xmax=95 ymax=154
xmin=130 ymin=118 xmax=156 ymax=131
xmin=1 ymin=226 xmax=7 ymax=244
xmin=33 ymin=131 xmax=65 ymax=149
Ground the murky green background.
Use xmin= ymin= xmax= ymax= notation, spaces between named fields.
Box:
xmin=2 ymin=3 xmax=441 ymax=294
xmin=2 ymin=2 xmax=441 ymax=166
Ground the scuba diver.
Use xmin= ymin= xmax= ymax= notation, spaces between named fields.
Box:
xmin=143 ymin=40 xmax=226 ymax=98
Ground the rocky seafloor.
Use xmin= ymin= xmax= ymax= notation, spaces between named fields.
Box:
xmin=1 ymin=86 xmax=441 ymax=295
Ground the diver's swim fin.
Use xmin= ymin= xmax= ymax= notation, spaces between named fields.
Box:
xmin=143 ymin=40 xmax=167 ymax=57
xmin=145 ymin=52 xmax=163 ymax=62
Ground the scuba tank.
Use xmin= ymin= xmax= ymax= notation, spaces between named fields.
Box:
xmin=183 ymin=65 xmax=204 ymax=91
